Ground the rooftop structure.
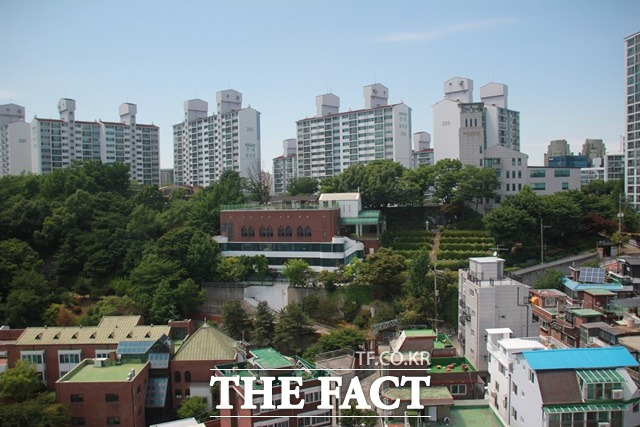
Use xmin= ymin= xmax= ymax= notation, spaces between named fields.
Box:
xmin=59 ymin=359 xmax=147 ymax=383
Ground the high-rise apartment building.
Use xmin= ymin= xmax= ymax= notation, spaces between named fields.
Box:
xmin=295 ymin=84 xmax=411 ymax=179
xmin=433 ymin=79 xmax=519 ymax=162
xmin=29 ymin=99 xmax=160 ymax=184
xmin=544 ymin=139 xmax=571 ymax=166
xmin=411 ymin=131 xmax=433 ymax=168
xmin=626 ymin=32 xmax=640 ymax=208
xmin=173 ymin=90 xmax=261 ymax=187
xmin=272 ymin=138 xmax=297 ymax=195
xmin=582 ymin=138 xmax=606 ymax=165
xmin=0 ymin=103 xmax=32 ymax=176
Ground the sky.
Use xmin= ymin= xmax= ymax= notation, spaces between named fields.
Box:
xmin=2 ymin=0 xmax=639 ymax=171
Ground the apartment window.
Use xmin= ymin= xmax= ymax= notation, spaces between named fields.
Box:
xmin=554 ymin=169 xmax=570 ymax=177
xmin=305 ymin=390 xmax=321 ymax=402
xmin=562 ymin=182 xmax=569 ymax=190
xmin=106 ymin=393 xmax=119 ymax=403
xmin=529 ymin=369 xmax=535 ymax=384
xmin=107 ymin=417 xmax=121 ymax=425
xmin=59 ymin=353 xmax=80 ymax=364
xmin=176 ymin=389 xmax=182 ymax=399
xmin=174 ymin=371 xmax=181 ymax=383
xmin=512 ymin=158 xmax=516 ymax=166
xmin=450 ymin=384 xmax=467 ymax=395
xmin=513 ymin=382 xmax=518 ymax=395
xmin=499 ymin=364 xmax=506 ymax=375
xmin=70 ymin=394 xmax=84 ymax=403
xmin=531 ymin=183 xmax=546 ymax=191
xmin=185 ymin=371 xmax=191 ymax=382
xmin=530 ymin=169 xmax=546 ymax=178
xmin=512 ymin=408 xmax=518 ymax=420
xmin=137 ymin=385 xmax=141 ymax=396
xmin=71 ymin=418 xmax=86 ymax=426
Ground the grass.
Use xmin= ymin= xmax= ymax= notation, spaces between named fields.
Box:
xmin=63 ymin=361 xmax=147 ymax=382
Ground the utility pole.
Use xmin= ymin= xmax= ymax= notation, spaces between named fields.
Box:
xmin=434 ymin=261 xmax=438 ymax=334
xmin=619 ymin=194 xmax=624 ymax=256
xmin=540 ymin=218 xmax=551 ymax=264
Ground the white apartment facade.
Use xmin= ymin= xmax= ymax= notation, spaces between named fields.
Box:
xmin=173 ymin=90 xmax=261 ymax=187
xmin=29 ymin=99 xmax=160 ymax=184
xmin=295 ymin=84 xmax=411 ymax=179
xmin=0 ymin=104 xmax=32 ymax=177
xmin=581 ymin=167 xmax=605 ymax=186
xmin=487 ymin=329 xmax=640 ymax=427
xmin=411 ymin=131 xmax=433 ymax=168
xmin=626 ymin=32 xmax=640 ymax=209
xmin=433 ymin=78 xmax=519 ymax=162
xmin=458 ymin=257 xmax=538 ymax=374
xmin=272 ymin=138 xmax=297 ymax=195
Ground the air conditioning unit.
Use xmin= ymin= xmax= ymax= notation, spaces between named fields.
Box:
xmin=612 ymin=389 xmax=624 ymax=399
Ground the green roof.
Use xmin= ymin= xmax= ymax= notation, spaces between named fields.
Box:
xmin=569 ymin=308 xmax=603 ymax=317
xmin=251 ymin=347 xmax=293 ymax=369
xmin=584 ymin=289 xmax=616 ymax=296
xmin=381 ymin=386 xmax=453 ymax=401
xmin=544 ymin=402 xmax=628 ymax=413
xmin=404 ymin=329 xmax=436 ymax=338
xmin=60 ymin=360 xmax=147 ymax=383
xmin=577 ymin=369 xmax=625 ymax=384
xmin=173 ymin=324 xmax=238 ymax=361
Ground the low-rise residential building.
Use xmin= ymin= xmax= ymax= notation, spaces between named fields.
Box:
xmin=458 ymin=257 xmax=538 ymax=375
xmin=527 ymin=166 xmax=582 ymax=194
xmin=214 ymin=347 xmax=331 ymax=427
xmin=581 ymin=167 xmax=605 ymax=186
xmin=487 ymin=328 xmax=640 ymax=427
xmin=56 ymin=358 xmax=149 ymax=427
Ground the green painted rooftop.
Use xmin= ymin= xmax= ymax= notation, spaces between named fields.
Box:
xmin=251 ymin=348 xmax=294 ymax=369
xmin=584 ymin=289 xmax=616 ymax=296
xmin=61 ymin=360 xmax=147 ymax=383
xmin=381 ymin=386 xmax=453 ymax=401
xmin=430 ymin=357 xmax=477 ymax=373
xmin=434 ymin=406 xmax=503 ymax=426
xmin=404 ymin=329 xmax=437 ymax=338
xmin=569 ymin=308 xmax=603 ymax=317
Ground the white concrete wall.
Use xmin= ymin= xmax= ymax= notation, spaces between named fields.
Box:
xmin=5 ymin=121 xmax=32 ymax=175
xmin=244 ymin=283 xmax=289 ymax=311
xmin=392 ymin=103 xmax=412 ymax=167
xmin=432 ymin=99 xmax=462 ymax=161
xmin=237 ymin=107 xmax=261 ymax=179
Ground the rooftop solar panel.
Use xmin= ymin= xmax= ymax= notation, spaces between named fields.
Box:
xmin=579 ymin=267 xmax=605 ymax=283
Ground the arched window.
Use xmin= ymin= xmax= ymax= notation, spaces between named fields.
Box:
xmin=248 ymin=226 xmax=255 ymax=237
xmin=267 ymin=226 xmax=273 ymax=237
xmin=285 ymin=226 xmax=292 ymax=237
xmin=259 ymin=226 xmax=266 ymax=237
xmin=241 ymin=226 xmax=248 ymax=237
xmin=185 ymin=371 xmax=191 ymax=382
xmin=278 ymin=226 xmax=285 ymax=237
xmin=297 ymin=226 xmax=304 ymax=237
xmin=228 ymin=221 xmax=234 ymax=239
xmin=174 ymin=371 xmax=181 ymax=383
xmin=221 ymin=222 xmax=227 ymax=233
xmin=305 ymin=226 xmax=312 ymax=237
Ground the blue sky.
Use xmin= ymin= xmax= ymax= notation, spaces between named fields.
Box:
xmin=2 ymin=0 xmax=639 ymax=170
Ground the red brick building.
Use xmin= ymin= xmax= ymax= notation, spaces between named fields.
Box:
xmin=56 ymin=359 xmax=149 ymax=427
xmin=170 ymin=323 xmax=240 ymax=409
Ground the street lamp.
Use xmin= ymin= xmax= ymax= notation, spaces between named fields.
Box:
xmin=433 ymin=263 xmax=446 ymax=334
xmin=540 ymin=218 xmax=551 ymax=264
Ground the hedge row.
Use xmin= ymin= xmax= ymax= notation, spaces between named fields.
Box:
xmin=441 ymin=230 xmax=491 ymax=237
xmin=439 ymin=243 xmax=494 ymax=251
xmin=435 ymin=259 xmax=469 ymax=270
xmin=387 ymin=230 xmax=435 ymax=237
xmin=395 ymin=250 xmax=422 ymax=259
xmin=436 ymin=250 xmax=494 ymax=260
xmin=440 ymin=236 xmax=494 ymax=244
xmin=390 ymin=236 xmax=435 ymax=243
xmin=390 ymin=242 xmax=433 ymax=251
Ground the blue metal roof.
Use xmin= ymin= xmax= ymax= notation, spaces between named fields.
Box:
xmin=562 ymin=277 xmax=623 ymax=292
xmin=523 ymin=347 xmax=639 ymax=371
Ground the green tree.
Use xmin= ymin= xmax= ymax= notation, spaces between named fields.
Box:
xmin=0 ymin=239 xmax=42 ymax=295
xmin=483 ymin=205 xmax=536 ymax=252
xmin=406 ymin=247 xmax=432 ymax=297
xmin=222 ymin=301 xmax=251 ymax=341
xmin=217 ymin=257 xmax=250 ymax=282
xmin=177 ymin=397 xmax=208 ymax=421
xmin=149 ymin=280 xmax=178 ymax=324
xmin=303 ymin=327 xmax=365 ymax=360
xmin=77 ymin=295 xmax=140 ymax=326
xmin=431 ymin=158 xmax=463 ymax=204
xmin=131 ymin=184 xmax=166 ymax=211
xmin=2 ymin=270 xmax=50 ymax=327
xmin=253 ymin=255 xmax=270 ymax=282
xmin=359 ymin=248 xmax=406 ymax=299
xmin=340 ymin=406 xmax=377 ymax=427
xmin=252 ymin=301 xmax=275 ymax=347
xmin=0 ymin=391 xmax=70 ymax=427
xmin=186 ymin=231 xmax=219 ymax=282
xmin=454 ymin=166 xmax=500 ymax=212
xmin=0 ymin=361 xmax=43 ymax=402
xmin=129 ymin=254 xmax=186 ymax=315
xmin=274 ymin=303 xmax=315 ymax=355
xmin=173 ymin=279 xmax=205 ymax=318
xmin=282 ymin=259 xmax=311 ymax=287
xmin=287 ymin=177 xmax=319 ymax=196
xmin=535 ymin=269 xmax=566 ymax=291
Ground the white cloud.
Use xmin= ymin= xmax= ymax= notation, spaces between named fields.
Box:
xmin=377 ymin=18 xmax=514 ymax=42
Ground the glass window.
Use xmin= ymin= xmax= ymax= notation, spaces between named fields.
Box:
xmin=266 ymin=226 xmax=273 ymax=237
xmin=278 ymin=226 xmax=284 ymax=237
xmin=174 ymin=371 xmax=181 ymax=383
xmin=297 ymin=226 xmax=304 ymax=237
xmin=562 ymin=182 xmax=569 ymax=190
xmin=305 ymin=226 xmax=312 ymax=237
xmin=241 ymin=226 xmax=248 ymax=237
xmin=554 ymin=169 xmax=570 ymax=177
xmin=530 ymin=169 xmax=546 ymax=178
xmin=185 ymin=371 xmax=191 ymax=382
xmin=107 ymin=417 xmax=121 ymax=425
xmin=70 ymin=394 xmax=84 ymax=403
xmin=106 ymin=393 xmax=119 ymax=403
xmin=248 ymin=226 xmax=255 ymax=237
